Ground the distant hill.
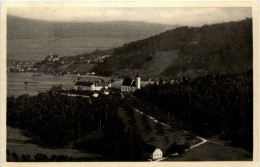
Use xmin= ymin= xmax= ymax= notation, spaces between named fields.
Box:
xmin=93 ymin=18 xmax=252 ymax=79
xmin=7 ymin=15 xmax=178 ymax=61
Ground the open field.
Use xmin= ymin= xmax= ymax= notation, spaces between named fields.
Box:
xmin=163 ymin=142 xmax=252 ymax=161
xmin=7 ymin=73 xmax=154 ymax=97
xmin=7 ymin=73 xmax=111 ymax=97
xmin=7 ymin=126 xmax=101 ymax=159
xmin=7 ymin=73 xmax=76 ymax=97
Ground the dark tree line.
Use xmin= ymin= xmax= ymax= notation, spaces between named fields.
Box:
xmin=7 ymin=88 xmax=147 ymax=161
xmin=8 ymin=90 xmax=119 ymax=146
xmin=6 ymin=150 xmax=101 ymax=162
xmin=135 ymin=71 xmax=253 ymax=151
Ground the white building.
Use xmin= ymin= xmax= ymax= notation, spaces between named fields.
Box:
xmin=103 ymin=90 xmax=109 ymax=95
xmin=121 ymin=74 xmax=141 ymax=92
xmin=92 ymin=92 xmax=99 ymax=97
xmin=153 ymin=148 xmax=163 ymax=159
xmin=74 ymin=80 xmax=110 ymax=91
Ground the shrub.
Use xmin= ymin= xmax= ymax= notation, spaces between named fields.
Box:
xmin=34 ymin=153 xmax=49 ymax=161
xmin=155 ymin=123 xmax=164 ymax=135
xmin=12 ymin=152 xmax=19 ymax=162
xmin=166 ymin=142 xmax=185 ymax=156
xmin=50 ymin=155 xmax=57 ymax=161
xmin=20 ymin=154 xmax=31 ymax=161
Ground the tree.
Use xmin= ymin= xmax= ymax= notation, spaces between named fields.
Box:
xmin=155 ymin=123 xmax=164 ymax=135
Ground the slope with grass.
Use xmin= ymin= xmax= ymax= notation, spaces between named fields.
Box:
xmin=113 ymin=50 xmax=179 ymax=79
xmin=163 ymin=142 xmax=252 ymax=161
xmin=117 ymin=106 xmax=200 ymax=154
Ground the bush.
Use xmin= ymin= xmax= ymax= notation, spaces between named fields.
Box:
xmin=34 ymin=153 xmax=49 ymax=161
xmin=126 ymin=108 xmax=134 ymax=116
xmin=183 ymin=142 xmax=191 ymax=150
xmin=155 ymin=123 xmax=164 ymax=135
xmin=166 ymin=142 xmax=185 ymax=156
xmin=164 ymin=136 xmax=169 ymax=143
xmin=141 ymin=114 xmax=147 ymax=122
xmin=50 ymin=155 xmax=57 ymax=161
xmin=128 ymin=117 xmax=136 ymax=126
xmin=144 ymin=123 xmax=152 ymax=133
xmin=20 ymin=154 xmax=31 ymax=161
xmin=56 ymin=155 xmax=69 ymax=161
xmin=74 ymin=131 xmax=103 ymax=153
xmin=6 ymin=150 xmax=12 ymax=161
xmin=12 ymin=152 xmax=19 ymax=162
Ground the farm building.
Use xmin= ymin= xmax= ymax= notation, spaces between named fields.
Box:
xmin=153 ymin=148 xmax=163 ymax=159
xmin=121 ymin=74 xmax=141 ymax=92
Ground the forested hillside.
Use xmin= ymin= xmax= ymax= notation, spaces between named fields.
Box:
xmin=93 ymin=18 xmax=252 ymax=78
xmin=135 ymin=70 xmax=253 ymax=151
xmin=7 ymin=89 xmax=147 ymax=161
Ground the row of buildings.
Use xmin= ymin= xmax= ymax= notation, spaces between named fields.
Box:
xmin=73 ymin=74 xmax=141 ymax=93
xmin=74 ymin=79 xmax=111 ymax=91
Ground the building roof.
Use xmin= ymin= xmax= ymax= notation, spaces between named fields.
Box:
xmin=122 ymin=78 xmax=136 ymax=87
xmin=93 ymin=81 xmax=107 ymax=87
xmin=153 ymin=148 xmax=162 ymax=154
xmin=53 ymin=55 xmax=59 ymax=58
xmin=75 ymin=81 xmax=107 ymax=87
xmin=75 ymin=81 xmax=92 ymax=86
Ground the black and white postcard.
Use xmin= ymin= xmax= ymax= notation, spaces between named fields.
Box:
xmin=1 ymin=1 xmax=259 ymax=167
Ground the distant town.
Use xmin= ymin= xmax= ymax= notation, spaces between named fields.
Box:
xmin=7 ymin=59 xmax=38 ymax=72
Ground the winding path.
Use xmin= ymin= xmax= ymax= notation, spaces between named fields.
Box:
xmin=134 ymin=108 xmax=211 ymax=160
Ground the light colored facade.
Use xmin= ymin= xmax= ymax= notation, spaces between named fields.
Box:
xmin=92 ymin=93 xmax=99 ymax=97
xmin=153 ymin=148 xmax=163 ymax=159
xmin=121 ymin=85 xmax=137 ymax=92
xmin=74 ymin=81 xmax=109 ymax=91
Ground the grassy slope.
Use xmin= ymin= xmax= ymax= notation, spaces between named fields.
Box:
xmin=114 ymin=50 xmax=179 ymax=79
xmin=117 ymin=107 xmax=200 ymax=153
xmin=120 ymin=94 xmax=253 ymax=161
xmin=67 ymin=63 xmax=95 ymax=74
xmin=118 ymin=106 xmax=252 ymax=161
xmin=163 ymin=142 xmax=252 ymax=161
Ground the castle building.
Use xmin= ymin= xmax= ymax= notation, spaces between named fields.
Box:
xmin=121 ymin=74 xmax=141 ymax=92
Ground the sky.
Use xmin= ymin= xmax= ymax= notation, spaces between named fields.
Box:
xmin=8 ymin=7 xmax=252 ymax=26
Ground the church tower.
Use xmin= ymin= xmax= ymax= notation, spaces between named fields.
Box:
xmin=135 ymin=73 xmax=141 ymax=89
xmin=50 ymin=51 xmax=53 ymax=59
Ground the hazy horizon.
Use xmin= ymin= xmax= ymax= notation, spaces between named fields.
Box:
xmin=7 ymin=7 xmax=252 ymax=61
xmin=8 ymin=7 xmax=252 ymax=27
